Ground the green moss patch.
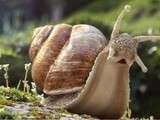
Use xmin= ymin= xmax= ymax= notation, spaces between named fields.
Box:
xmin=0 ymin=86 xmax=41 ymax=104
xmin=0 ymin=108 xmax=21 ymax=120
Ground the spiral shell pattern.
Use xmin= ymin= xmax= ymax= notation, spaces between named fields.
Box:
xmin=29 ymin=24 xmax=107 ymax=95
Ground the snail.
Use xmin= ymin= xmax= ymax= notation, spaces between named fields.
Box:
xmin=29 ymin=5 xmax=160 ymax=119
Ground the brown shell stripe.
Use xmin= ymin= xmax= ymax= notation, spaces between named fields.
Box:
xmin=31 ymin=24 xmax=72 ymax=89
xmin=29 ymin=25 xmax=53 ymax=61
xmin=43 ymin=25 xmax=106 ymax=95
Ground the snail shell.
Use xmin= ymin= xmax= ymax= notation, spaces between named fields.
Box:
xmin=29 ymin=24 xmax=107 ymax=95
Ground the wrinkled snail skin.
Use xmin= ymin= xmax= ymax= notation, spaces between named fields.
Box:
xmin=30 ymin=24 xmax=107 ymax=95
xmin=66 ymin=48 xmax=130 ymax=119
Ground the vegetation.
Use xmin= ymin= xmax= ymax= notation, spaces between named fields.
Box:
xmin=65 ymin=0 xmax=160 ymax=35
xmin=0 ymin=86 xmax=40 ymax=104
xmin=0 ymin=87 xmax=97 ymax=119
xmin=0 ymin=108 xmax=21 ymax=120
xmin=0 ymin=63 xmax=98 ymax=119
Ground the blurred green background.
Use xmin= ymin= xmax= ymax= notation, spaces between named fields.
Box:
xmin=0 ymin=0 xmax=160 ymax=118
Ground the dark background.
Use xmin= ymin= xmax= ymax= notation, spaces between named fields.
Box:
xmin=0 ymin=0 xmax=160 ymax=118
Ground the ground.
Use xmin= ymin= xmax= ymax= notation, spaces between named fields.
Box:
xmin=0 ymin=86 xmax=98 ymax=120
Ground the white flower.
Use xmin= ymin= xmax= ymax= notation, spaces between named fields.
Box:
xmin=3 ymin=64 xmax=9 ymax=71
xmin=31 ymin=82 xmax=36 ymax=89
xmin=25 ymin=63 xmax=31 ymax=71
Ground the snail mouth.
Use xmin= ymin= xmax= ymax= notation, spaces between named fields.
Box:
xmin=117 ymin=59 xmax=126 ymax=64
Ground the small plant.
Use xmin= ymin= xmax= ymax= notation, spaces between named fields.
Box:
xmin=16 ymin=80 xmax=22 ymax=90
xmin=0 ymin=86 xmax=41 ymax=104
xmin=31 ymin=82 xmax=37 ymax=95
xmin=23 ymin=63 xmax=31 ymax=92
xmin=26 ymin=84 xmax=30 ymax=93
xmin=2 ymin=64 xmax=10 ymax=88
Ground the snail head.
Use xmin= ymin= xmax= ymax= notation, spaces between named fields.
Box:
xmin=107 ymin=5 xmax=160 ymax=73
xmin=108 ymin=33 xmax=138 ymax=67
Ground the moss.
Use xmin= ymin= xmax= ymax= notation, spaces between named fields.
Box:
xmin=0 ymin=47 xmax=17 ymax=57
xmin=30 ymin=108 xmax=41 ymax=116
xmin=28 ymin=108 xmax=46 ymax=119
xmin=0 ymin=96 xmax=12 ymax=106
xmin=0 ymin=86 xmax=41 ymax=104
xmin=0 ymin=108 xmax=21 ymax=120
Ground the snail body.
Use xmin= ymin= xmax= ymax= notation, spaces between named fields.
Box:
xmin=29 ymin=5 xmax=160 ymax=119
